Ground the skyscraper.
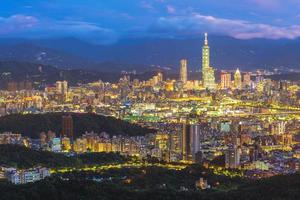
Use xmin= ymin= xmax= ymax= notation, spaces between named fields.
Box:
xmin=190 ymin=124 xmax=202 ymax=160
xmin=202 ymin=33 xmax=216 ymax=90
xmin=157 ymin=72 xmax=163 ymax=82
xmin=56 ymin=81 xmax=68 ymax=94
xmin=181 ymin=123 xmax=202 ymax=161
xmin=243 ymin=72 xmax=251 ymax=88
xmin=234 ymin=68 xmax=242 ymax=89
xmin=56 ymin=81 xmax=68 ymax=103
xmin=221 ymin=71 xmax=232 ymax=89
xmin=225 ymin=145 xmax=240 ymax=169
xmin=181 ymin=123 xmax=191 ymax=161
xmin=62 ymin=115 xmax=74 ymax=142
xmin=179 ymin=59 xmax=188 ymax=84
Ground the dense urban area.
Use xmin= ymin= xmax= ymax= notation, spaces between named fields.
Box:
xmin=0 ymin=34 xmax=300 ymax=200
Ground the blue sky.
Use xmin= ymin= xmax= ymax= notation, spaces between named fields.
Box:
xmin=1 ymin=0 xmax=300 ymax=43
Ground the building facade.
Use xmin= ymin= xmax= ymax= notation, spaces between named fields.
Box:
xmin=180 ymin=59 xmax=188 ymax=84
xmin=202 ymin=33 xmax=216 ymax=90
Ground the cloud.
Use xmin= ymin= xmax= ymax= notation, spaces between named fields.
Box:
xmin=40 ymin=20 xmax=119 ymax=44
xmin=0 ymin=15 xmax=118 ymax=44
xmin=141 ymin=1 xmax=154 ymax=10
xmin=0 ymin=15 xmax=38 ymax=34
xmin=151 ymin=13 xmax=300 ymax=39
xmin=166 ymin=5 xmax=176 ymax=14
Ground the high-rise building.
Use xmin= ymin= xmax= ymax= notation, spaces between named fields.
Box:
xmin=56 ymin=81 xmax=68 ymax=103
xmin=181 ymin=123 xmax=191 ymax=161
xmin=243 ymin=72 xmax=251 ymax=88
xmin=56 ymin=81 xmax=68 ymax=94
xmin=179 ymin=59 xmax=188 ymax=84
xmin=202 ymin=33 xmax=216 ymax=90
xmin=234 ymin=68 xmax=242 ymax=89
xmin=50 ymin=138 xmax=61 ymax=152
xmin=220 ymin=71 xmax=231 ymax=89
xmin=61 ymin=137 xmax=71 ymax=151
xmin=157 ymin=72 xmax=163 ymax=82
xmin=190 ymin=124 xmax=202 ymax=160
xmin=225 ymin=145 xmax=240 ymax=169
xmin=181 ymin=123 xmax=202 ymax=161
xmin=61 ymin=115 xmax=74 ymax=141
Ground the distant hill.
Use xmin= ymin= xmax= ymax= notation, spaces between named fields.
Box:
xmin=0 ymin=61 xmax=113 ymax=88
xmin=0 ymin=113 xmax=155 ymax=138
xmin=0 ymin=61 xmax=163 ymax=89
xmin=1 ymin=36 xmax=300 ymax=71
xmin=0 ymin=41 xmax=148 ymax=72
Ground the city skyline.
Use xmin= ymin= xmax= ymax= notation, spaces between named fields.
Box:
xmin=0 ymin=2 xmax=300 ymax=200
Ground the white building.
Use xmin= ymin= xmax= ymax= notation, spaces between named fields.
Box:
xmin=6 ymin=167 xmax=50 ymax=184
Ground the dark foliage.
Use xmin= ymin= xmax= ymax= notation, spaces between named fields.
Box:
xmin=1 ymin=173 xmax=300 ymax=200
xmin=0 ymin=113 xmax=154 ymax=138
xmin=77 ymin=152 xmax=129 ymax=165
xmin=0 ymin=144 xmax=79 ymax=169
xmin=0 ymin=144 xmax=128 ymax=169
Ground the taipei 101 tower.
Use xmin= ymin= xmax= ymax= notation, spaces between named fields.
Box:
xmin=202 ymin=33 xmax=216 ymax=90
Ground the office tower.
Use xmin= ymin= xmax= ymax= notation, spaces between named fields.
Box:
xmin=61 ymin=115 xmax=74 ymax=141
xmin=61 ymin=137 xmax=71 ymax=151
xmin=157 ymin=72 xmax=163 ymax=82
xmin=220 ymin=71 xmax=231 ymax=89
xmin=56 ymin=81 xmax=68 ymax=103
xmin=190 ymin=124 xmax=202 ymax=160
xmin=243 ymin=72 xmax=251 ymax=88
xmin=73 ymin=138 xmax=87 ymax=153
xmin=234 ymin=68 xmax=242 ymax=89
xmin=50 ymin=138 xmax=61 ymax=152
xmin=225 ymin=145 xmax=240 ymax=169
xmin=181 ymin=123 xmax=191 ymax=161
xmin=181 ymin=123 xmax=202 ymax=161
xmin=202 ymin=33 xmax=216 ymax=90
xmin=56 ymin=81 xmax=68 ymax=94
xmin=180 ymin=59 xmax=188 ymax=84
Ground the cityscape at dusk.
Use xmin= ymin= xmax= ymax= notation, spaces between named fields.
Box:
xmin=0 ymin=1 xmax=300 ymax=200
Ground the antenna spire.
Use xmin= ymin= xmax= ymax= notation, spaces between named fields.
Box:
xmin=204 ymin=33 xmax=208 ymax=46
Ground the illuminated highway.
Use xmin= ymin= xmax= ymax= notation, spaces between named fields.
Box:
xmin=51 ymin=162 xmax=188 ymax=174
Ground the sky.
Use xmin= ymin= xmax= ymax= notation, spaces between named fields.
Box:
xmin=1 ymin=0 xmax=300 ymax=43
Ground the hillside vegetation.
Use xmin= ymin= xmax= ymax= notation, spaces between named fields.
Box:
xmin=0 ymin=113 xmax=154 ymax=138
xmin=0 ymin=144 xmax=128 ymax=169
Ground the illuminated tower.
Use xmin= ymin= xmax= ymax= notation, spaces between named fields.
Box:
xmin=202 ymin=33 xmax=216 ymax=90
xmin=225 ymin=145 xmax=240 ymax=169
xmin=56 ymin=80 xmax=68 ymax=103
xmin=180 ymin=59 xmax=188 ymax=84
xmin=234 ymin=68 xmax=242 ymax=89
xmin=221 ymin=71 xmax=232 ymax=89
xmin=243 ymin=72 xmax=251 ymax=88
xmin=157 ymin=72 xmax=163 ymax=82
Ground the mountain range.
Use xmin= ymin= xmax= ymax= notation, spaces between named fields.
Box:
xmin=0 ymin=36 xmax=300 ymax=72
